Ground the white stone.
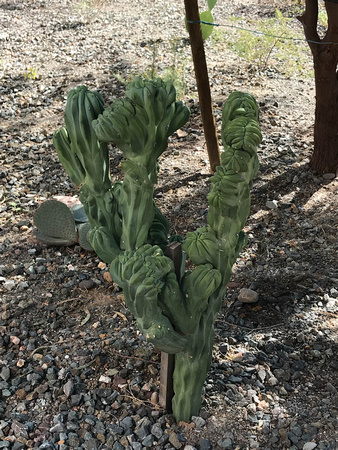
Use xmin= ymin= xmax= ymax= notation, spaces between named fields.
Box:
xmin=266 ymin=199 xmax=278 ymax=209
xmin=4 ymin=280 xmax=15 ymax=291
xmin=303 ymin=443 xmax=317 ymax=450
xmin=238 ymin=288 xmax=259 ymax=303
xmin=99 ymin=375 xmax=111 ymax=384
xmin=268 ymin=376 xmax=278 ymax=386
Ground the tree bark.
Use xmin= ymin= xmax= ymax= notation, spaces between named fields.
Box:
xmin=298 ymin=0 xmax=338 ymax=174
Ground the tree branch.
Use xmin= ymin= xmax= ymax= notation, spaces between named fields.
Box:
xmin=325 ymin=1 xmax=338 ymax=42
xmin=297 ymin=0 xmax=320 ymax=52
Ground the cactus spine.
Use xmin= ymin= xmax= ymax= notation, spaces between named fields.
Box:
xmin=52 ymin=81 xmax=261 ymax=422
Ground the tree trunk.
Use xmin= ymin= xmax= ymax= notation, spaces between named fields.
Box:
xmin=311 ymin=45 xmax=338 ymax=173
xmin=298 ymin=0 xmax=338 ymax=175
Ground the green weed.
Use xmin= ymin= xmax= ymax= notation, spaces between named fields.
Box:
xmin=226 ymin=9 xmax=311 ymax=76
xmin=23 ymin=67 xmax=38 ymax=80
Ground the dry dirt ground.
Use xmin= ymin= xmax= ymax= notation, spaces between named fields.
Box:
xmin=0 ymin=0 xmax=337 ymax=449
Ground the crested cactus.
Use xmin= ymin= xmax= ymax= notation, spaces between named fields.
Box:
xmin=51 ymin=80 xmax=261 ymax=422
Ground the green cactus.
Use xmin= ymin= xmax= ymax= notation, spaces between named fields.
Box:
xmin=51 ymin=80 xmax=261 ymax=422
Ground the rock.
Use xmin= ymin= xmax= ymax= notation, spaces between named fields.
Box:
xmin=218 ymin=438 xmax=233 ymax=448
xmin=151 ymin=423 xmax=163 ymax=439
xmin=322 ymin=173 xmax=335 ymax=180
xmin=303 ymin=443 xmax=317 ymax=450
xmin=266 ymin=200 xmax=278 ymax=209
xmin=199 ymin=439 xmax=212 ymax=450
xmin=268 ymin=376 xmax=278 ymax=386
xmin=132 ymin=443 xmax=142 ymax=450
xmin=0 ymin=367 xmax=10 ymax=382
xmin=63 ymin=380 xmax=74 ymax=397
xmin=79 ymin=279 xmax=96 ymax=290
xmin=238 ymin=288 xmax=258 ymax=303
xmin=150 ymin=391 xmax=158 ymax=405
xmin=141 ymin=435 xmax=154 ymax=447
xmin=4 ymin=280 xmax=15 ymax=291
xmin=169 ymin=431 xmax=182 ymax=449
xmin=191 ymin=416 xmax=206 ymax=428
xmin=98 ymin=375 xmax=111 ymax=384
xmin=120 ymin=416 xmax=135 ymax=431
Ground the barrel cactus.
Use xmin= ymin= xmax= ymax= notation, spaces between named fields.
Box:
xmin=52 ymin=80 xmax=261 ymax=422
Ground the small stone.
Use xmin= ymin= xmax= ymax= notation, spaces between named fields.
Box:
xmin=303 ymin=443 xmax=317 ymax=450
xmin=50 ymin=423 xmax=65 ymax=433
xmin=12 ymin=443 xmax=26 ymax=450
xmin=199 ymin=440 xmax=212 ymax=450
xmin=63 ymin=380 xmax=74 ymax=397
xmin=150 ymin=391 xmax=158 ymax=405
xmin=120 ymin=416 xmax=135 ymax=431
xmin=70 ymin=394 xmax=82 ymax=406
xmin=135 ymin=425 xmax=150 ymax=440
xmin=238 ymin=288 xmax=258 ymax=303
xmin=322 ymin=173 xmax=335 ymax=180
xmin=0 ymin=367 xmax=10 ymax=381
xmin=191 ymin=416 xmax=206 ymax=428
xmin=4 ymin=280 xmax=15 ymax=291
xmin=79 ymin=279 xmax=96 ymax=290
xmin=132 ymin=443 xmax=142 ymax=450
xmin=266 ymin=199 xmax=278 ymax=209
xmin=98 ymin=375 xmax=111 ymax=384
xmin=142 ymin=435 xmax=154 ymax=447
xmin=10 ymin=335 xmax=20 ymax=345
xmin=113 ymin=443 xmax=124 ymax=450
xmin=169 ymin=431 xmax=182 ymax=449
xmin=292 ymin=360 xmax=305 ymax=372
xmin=151 ymin=423 xmax=163 ymax=439
xmin=218 ymin=438 xmax=233 ymax=448
xmin=103 ymin=271 xmax=113 ymax=283
xmin=258 ymin=368 xmax=266 ymax=382
xmin=268 ymin=376 xmax=278 ymax=386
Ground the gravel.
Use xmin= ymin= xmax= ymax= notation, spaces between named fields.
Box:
xmin=1 ymin=0 xmax=338 ymax=448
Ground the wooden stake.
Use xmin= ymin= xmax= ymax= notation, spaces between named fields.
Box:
xmin=159 ymin=241 xmax=182 ymax=412
xmin=184 ymin=0 xmax=220 ymax=172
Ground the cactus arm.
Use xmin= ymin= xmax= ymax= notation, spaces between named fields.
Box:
xmin=110 ymin=245 xmax=188 ymax=353
xmin=61 ymin=86 xmax=111 ymax=194
xmin=53 ymin=128 xmax=86 ymax=187
xmin=170 ymin=91 xmax=262 ymax=422
xmin=92 ymin=78 xmax=190 ymax=251
xmin=53 ymin=86 xmax=123 ymax=259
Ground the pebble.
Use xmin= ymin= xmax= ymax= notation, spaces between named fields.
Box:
xmin=303 ymin=443 xmax=317 ymax=450
xmin=322 ymin=173 xmax=335 ymax=180
xmin=238 ymin=288 xmax=259 ymax=303
xmin=266 ymin=199 xmax=278 ymax=209
xmin=79 ymin=279 xmax=96 ymax=290
xmin=191 ymin=416 xmax=206 ymax=428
